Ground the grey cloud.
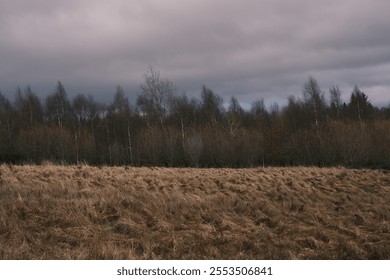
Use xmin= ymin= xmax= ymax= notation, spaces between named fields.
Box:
xmin=0 ymin=0 xmax=389 ymax=106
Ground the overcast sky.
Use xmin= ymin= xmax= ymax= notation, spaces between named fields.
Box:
xmin=1 ymin=0 xmax=389 ymax=107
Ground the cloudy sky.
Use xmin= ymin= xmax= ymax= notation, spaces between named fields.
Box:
xmin=1 ymin=0 xmax=389 ymax=107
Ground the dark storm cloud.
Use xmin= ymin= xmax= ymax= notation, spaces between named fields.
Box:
xmin=0 ymin=0 xmax=389 ymax=106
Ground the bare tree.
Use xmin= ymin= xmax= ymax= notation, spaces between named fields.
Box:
xmin=200 ymin=86 xmax=224 ymax=125
xmin=110 ymin=86 xmax=131 ymax=115
xmin=329 ymin=85 xmax=342 ymax=118
xmin=106 ymin=86 xmax=135 ymax=165
xmin=0 ymin=92 xmax=17 ymax=162
xmin=302 ymin=76 xmax=327 ymax=127
xmin=348 ymin=86 xmax=374 ymax=125
xmin=225 ymin=96 xmax=243 ymax=136
xmin=251 ymin=98 xmax=267 ymax=117
xmin=137 ymin=67 xmax=175 ymax=127
xmin=73 ymin=94 xmax=90 ymax=124
xmin=45 ymin=81 xmax=72 ymax=128
xmin=14 ymin=86 xmax=44 ymax=128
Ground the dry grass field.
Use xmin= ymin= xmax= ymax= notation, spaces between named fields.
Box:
xmin=0 ymin=164 xmax=389 ymax=259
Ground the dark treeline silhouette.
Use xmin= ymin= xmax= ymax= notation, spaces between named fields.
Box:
xmin=1 ymin=70 xmax=390 ymax=168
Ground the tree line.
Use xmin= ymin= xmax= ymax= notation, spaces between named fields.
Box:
xmin=1 ymin=69 xmax=390 ymax=168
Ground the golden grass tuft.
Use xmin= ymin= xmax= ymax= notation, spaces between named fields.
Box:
xmin=0 ymin=164 xmax=389 ymax=259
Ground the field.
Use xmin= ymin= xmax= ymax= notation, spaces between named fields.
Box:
xmin=0 ymin=164 xmax=389 ymax=259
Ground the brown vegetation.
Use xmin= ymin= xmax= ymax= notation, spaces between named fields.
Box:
xmin=0 ymin=164 xmax=389 ymax=259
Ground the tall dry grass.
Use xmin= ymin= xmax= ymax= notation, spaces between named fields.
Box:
xmin=0 ymin=164 xmax=389 ymax=259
